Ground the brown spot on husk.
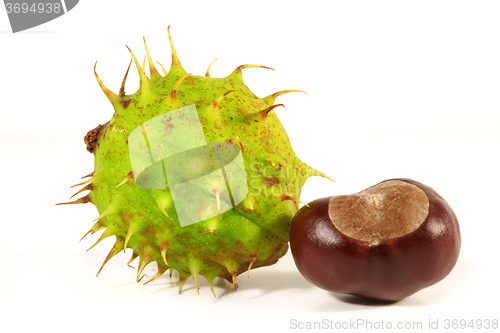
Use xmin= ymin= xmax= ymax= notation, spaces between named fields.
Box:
xmin=121 ymin=99 xmax=132 ymax=108
xmin=84 ymin=122 xmax=108 ymax=153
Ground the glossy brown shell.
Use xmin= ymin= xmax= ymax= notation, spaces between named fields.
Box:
xmin=289 ymin=178 xmax=461 ymax=301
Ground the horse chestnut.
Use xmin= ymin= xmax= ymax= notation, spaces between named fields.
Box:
xmin=290 ymin=178 xmax=461 ymax=301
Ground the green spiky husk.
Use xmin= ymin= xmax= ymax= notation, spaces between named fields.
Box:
xmin=65 ymin=29 xmax=329 ymax=294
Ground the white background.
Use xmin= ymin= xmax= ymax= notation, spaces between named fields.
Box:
xmin=1 ymin=1 xmax=499 ymax=332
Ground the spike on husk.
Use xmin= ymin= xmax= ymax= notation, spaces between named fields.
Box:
xmin=231 ymin=272 xmax=238 ymax=291
xmin=127 ymin=253 xmax=139 ymax=268
xmin=70 ymin=177 xmax=94 ymax=188
xmin=160 ymin=242 xmax=169 ymax=266
xmin=96 ymin=237 xmax=124 ymax=276
xmin=167 ymin=26 xmax=186 ymax=76
xmin=228 ymin=64 xmax=274 ymax=82
xmin=69 ymin=183 xmax=94 ymax=200
xmin=281 ymin=193 xmax=310 ymax=208
xmin=169 ymin=73 xmax=191 ymax=103
xmin=205 ymin=58 xmax=217 ymax=77
xmin=157 ymin=61 xmax=168 ymax=76
xmin=262 ymin=90 xmax=308 ymax=106
xmin=213 ymin=90 xmax=234 ymax=110
xmin=118 ymin=60 xmax=133 ymax=97
xmin=126 ymin=45 xmax=152 ymax=96
xmin=80 ymin=220 xmax=104 ymax=243
xmin=136 ymin=252 xmax=153 ymax=282
xmin=258 ymin=103 xmax=285 ymax=119
xmin=177 ymin=271 xmax=190 ymax=294
xmin=143 ymin=262 xmax=168 ymax=285
xmin=92 ymin=203 xmax=118 ymax=222
xmin=124 ymin=225 xmax=138 ymax=250
xmin=94 ymin=62 xmax=121 ymax=107
xmin=206 ymin=274 xmax=217 ymax=297
xmin=115 ymin=171 xmax=134 ymax=188
xmin=247 ymin=256 xmax=257 ymax=278
xmin=86 ymin=228 xmax=114 ymax=252
xmin=81 ymin=171 xmax=94 ymax=179
xmin=143 ymin=37 xmax=161 ymax=79
xmin=56 ymin=195 xmax=91 ymax=206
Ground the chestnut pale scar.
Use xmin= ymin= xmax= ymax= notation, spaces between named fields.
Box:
xmin=328 ymin=180 xmax=429 ymax=245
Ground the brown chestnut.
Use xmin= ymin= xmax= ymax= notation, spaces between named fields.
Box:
xmin=289 ymin=178 xmax=461 ymax=301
